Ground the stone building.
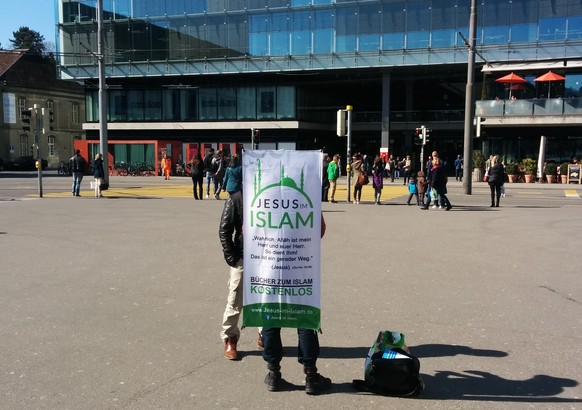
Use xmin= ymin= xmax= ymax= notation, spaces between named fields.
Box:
xmin=0 ymin=50 xmax=85 ymax=169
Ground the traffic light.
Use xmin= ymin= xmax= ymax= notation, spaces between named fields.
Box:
xmin=415 ymin=127 xmax=422 ymax=138
xmin=423 ymin=127 xmax=430 ymax=142
xmin=21 ymin=108 xmax=33 ymax=132
xmin=254 ymin=129 xmax=260 ymax=143
xmin=41 ymin=108 xmax=54 ymax=134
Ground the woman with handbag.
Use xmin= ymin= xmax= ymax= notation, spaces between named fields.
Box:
xmin=352 ymin=153 xmax=364 ymax=204
xmin=487 ymin=155 xmax=505 ymax=207
xmin=93 ymin=153 xmax=105 ymax=198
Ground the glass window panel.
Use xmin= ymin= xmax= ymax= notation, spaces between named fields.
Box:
xmin=237 ymin=87 xmax=256 ymax=120
xmin=183 ymin=89 xmax=198 ymax=120
xmin=291 ymin=0 xmax=311 ymax=6
xmin=313 ymin=0 xmax=332 ymax=4
xmin=483 ymin=25 xmax=509 ymax=44
xmin=510 ymin=0 xmax=537 ymax=24
xmin=207 ymin=16 xmax=228 ymax=58
xmin=248 ymin=0 xmax=268 ymax=10
xmin=130 ymin=144 xmax=145 ymax=163
xmin=199 ymin=88 xmax=217 ymax=120
xmin=271 ymin=31 xmax=290 ymax=55
xmin=250 ymin=33 xmax=269 ymax=55
xmin=431 ymin=0 xmax=457 ymax=30
xmin=406 ymin=31 xmax=429 ymax=49
xmin=568 ymin=17 xmax=582 ymax=39
xmin=48 ymin=136 xmax=55 ymax=157
xmin=271 ymin=13 xmax=290 ymax=31
xmin=539 ymin=17 xmax=567 ymax=41
xmin=144 ymin=90 xmax=162 ymax=120
xmin=431 ymin=29 xmax=456 ymax=48
xmin=511 ymin=23 xmax=537 ymax=42
xmin=482 ymin=0 xmax=510 ymax=26
xmin=217 ymin=88 xmax=237 ymax=120
xmin=314 ymin=10 xmax=332 ymax=29
xmin=539 ymin=0 xmax=569 ymax=18
xmin=337 ymin=35 xmax=356 ymax=52
xmin=163 ymin=90 xmax=178 ymax=120
xmin=258 ymin=87 xmax=276 ymax=119
xmin=382 ymin=33 xmax=404 ymax=50
xmin=293 ymin=11 xmax=312 ymax=31
xmin=227 ymin=0 xmax=247 ymax=12
xmin=250 ymin=14 xmax=268 ymax=33
xmin=109 ymin=91 xmax=127 ymax=121
xmin=292 ymin=31 xmax=311 ymax=54
xmin=382 ymin=3 xmax=405 ymax=33
xmin=114 ymin=144 xmax=128 ymax=163
xmin=227 ymin=14 xmax=248 ymax=54
xmin=20 ymin=134 xmax=28 ymax=157
xmin=276 ymin=86 xmax=295 ymax=119
xmin=359 ymin=34 xmax=380 ymax=51
xmin=313 ymin=29 xmax=333 ymax=53
xmin=127 ymin=90 xmax=144 ymax=121
xmin=336 ymin=7 xmax=357 ymax=36
xmin=565 ymin=74 xmax=582 ymax=98
xmin=358 ymin=6 xmax=380 ymax=35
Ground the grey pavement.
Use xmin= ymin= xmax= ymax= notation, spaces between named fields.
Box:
xmin=1 ymin=173 xmax=581 ymax=409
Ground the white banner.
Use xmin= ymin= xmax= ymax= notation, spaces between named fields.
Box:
xmin=242 ymin=150 xmax=323 ymax=330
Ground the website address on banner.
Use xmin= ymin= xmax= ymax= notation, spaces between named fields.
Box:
xmin=249 ymin=307 xmax=314 ymax=315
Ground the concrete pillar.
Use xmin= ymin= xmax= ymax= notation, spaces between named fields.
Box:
xmin=381 ymin=72 xmax=391 ymax=151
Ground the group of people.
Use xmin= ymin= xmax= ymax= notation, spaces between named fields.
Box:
xmin=69 ymin=149 xmax=105 ymax=198
xmin=186 ymin=148 xmax=241 ymax=200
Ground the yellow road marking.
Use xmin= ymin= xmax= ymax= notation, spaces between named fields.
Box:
xmin=40 ymin=182 xmax=410 ymax=201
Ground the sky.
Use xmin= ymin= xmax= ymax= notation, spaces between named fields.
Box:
xmin=0 ymin=1 xmax=56 ymax=50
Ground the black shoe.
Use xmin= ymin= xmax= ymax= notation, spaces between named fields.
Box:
xmin=490 ymin=204 xmax=495 ymax=207
xmin=305 ymin=371 xmax=331 ymax=395
xmin=446 ymin=204 xmax=452 ymax=211
xmin=265 ymin=370 xmax=282 ymax=392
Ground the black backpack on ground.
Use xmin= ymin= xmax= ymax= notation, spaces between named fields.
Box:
xmin=353 ymin=347 xmax=424 ymax=396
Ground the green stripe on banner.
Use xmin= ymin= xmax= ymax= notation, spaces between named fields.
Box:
xmin=243 ymin=303 xmax=321 ymax=330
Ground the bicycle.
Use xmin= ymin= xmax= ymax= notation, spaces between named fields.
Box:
xmin=57 ymin=162 xmax=72 ymax=176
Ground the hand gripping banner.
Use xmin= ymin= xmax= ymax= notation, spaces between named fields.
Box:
xmin=242 ymin=150 xmax=323 ymax=330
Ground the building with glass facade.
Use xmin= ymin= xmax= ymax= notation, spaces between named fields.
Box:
xmin=56 ymin=0 xmax=582 ymax=169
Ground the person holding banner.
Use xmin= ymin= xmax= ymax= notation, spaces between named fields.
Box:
xmin=218 ymin=189 xmax=245 ymax=360
xmin=262 ymin=216 xmax=331 ymax=395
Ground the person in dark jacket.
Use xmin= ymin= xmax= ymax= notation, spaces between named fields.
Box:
xmin=189 ymin=152 xmax=204 ymax=200
xmin=70 ymin=149 xmax=85 ymax=197
xmin=92 ymin=153 xmax=105 ymax=198
xmin=487 ymin=155 xmax=505 ymax=207
xmin=222 ymin=154 xmax=242 ymax=195
xmin=429 ymin=157 xmax=452 ymax=210
xmin=218 ymin=190 xmax=245 ymax=360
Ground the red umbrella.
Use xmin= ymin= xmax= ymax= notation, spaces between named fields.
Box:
xmin=534 ymin=71 xmax=565 ymax=98
xmin=495 ymin=72 xmax=528 ymax=99
xmin=495 ymin=72 xmax=528 ymax=84
xmin=534 ymin=71 xmax=565 ymax=82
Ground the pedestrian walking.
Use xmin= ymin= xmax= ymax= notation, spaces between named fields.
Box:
xmin=372 ymin=156 xmax=384 ymax=205
xmin=92 ymin=153 xmax=105 ymax=198
xmin=188 ymin=152 xmax=204 ymax=200
xmin=70 ymin=149 xmax=85 ymax=197
xmin=488 ymin=155 xmax=505 ymax=207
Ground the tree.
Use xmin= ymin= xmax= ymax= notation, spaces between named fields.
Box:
xmin=9 ymin=26 xmax=46 ymax=56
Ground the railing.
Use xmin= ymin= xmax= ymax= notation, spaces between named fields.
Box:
xmin=476 ymin=97 xmax=582 ymax=117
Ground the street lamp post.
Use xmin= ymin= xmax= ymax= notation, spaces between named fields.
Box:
xmin=97 ymin=0 xmax=109 ymax=185
xmin=462 ymin=0 xmax=477 ymax=195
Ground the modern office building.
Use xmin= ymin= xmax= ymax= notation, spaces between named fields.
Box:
xmin=56 ymin=0 xmax=582 ymax=170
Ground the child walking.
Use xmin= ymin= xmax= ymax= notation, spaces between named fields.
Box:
xmin=406 ymin=174 xmax=419 ymax=205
